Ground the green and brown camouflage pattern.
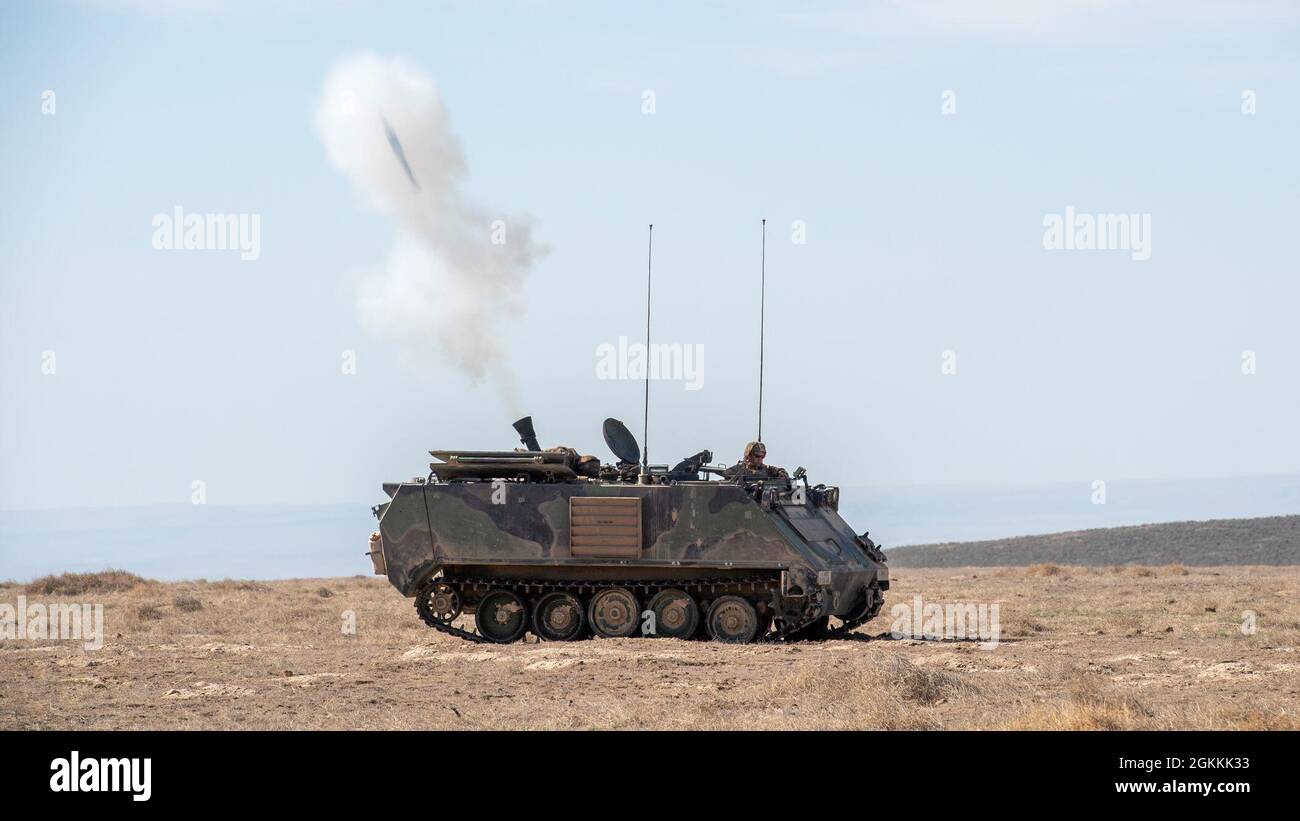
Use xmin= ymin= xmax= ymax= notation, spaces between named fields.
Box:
xmin=371 ymin=474 xmax=888 ymax=622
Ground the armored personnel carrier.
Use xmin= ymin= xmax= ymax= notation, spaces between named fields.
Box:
xmin=368 ymin=416 xmax=888 ymax=643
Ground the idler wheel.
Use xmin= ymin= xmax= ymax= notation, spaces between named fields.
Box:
xmin=533 ymin=592 xmax=586 ymax=642
xmin=647 ymin=589 xmax=699 ymax=639
xmin=475 ymin=589 xmax=528 ymax=643
xmin=706 ymin=595 xmax=759 ymax=644
xmin=587 ymin=587 xmax=640 ymax=638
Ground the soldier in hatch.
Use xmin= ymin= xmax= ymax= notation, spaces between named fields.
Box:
xmin=725 ymin=441 xmax=788 ymax=479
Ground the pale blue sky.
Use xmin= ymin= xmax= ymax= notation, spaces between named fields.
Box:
xmin=1 ymin=0 xmax=1298 ymax=511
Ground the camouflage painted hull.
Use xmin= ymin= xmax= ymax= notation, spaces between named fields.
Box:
xmin=370 ymin=475 xmax=889 ymax=643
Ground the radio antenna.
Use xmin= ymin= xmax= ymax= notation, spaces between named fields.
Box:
xmin=641 ymin=224 xmax=653 ymax=479
xmin=757 ymin=218 xmax=766 ymax=443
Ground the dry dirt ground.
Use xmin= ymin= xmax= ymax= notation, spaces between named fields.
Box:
xmin=2 ymin=566 xmax=1298 ymax=730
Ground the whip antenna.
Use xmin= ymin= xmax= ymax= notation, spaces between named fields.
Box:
xmin=642 ymin=224 xmax=653 ymax=479
xmin=758 ymin=218 xmax=766 ymax=443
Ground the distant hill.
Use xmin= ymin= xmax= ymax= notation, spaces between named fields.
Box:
xmin=837 ymin=473 xmax=1300 ymax=547
xmin=886 ymin=515 xmax=1300 ymax=567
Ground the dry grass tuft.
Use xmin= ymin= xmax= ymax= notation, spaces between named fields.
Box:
xmin=135 ymin=604 xmax=165 ymax=621
xmin=1006 ymin=676 xmax=1151 ymax=730
xmin=1026 ymin=563 xmax=1064 ymax=577
xmin=173 ymin=595 xmax=203 ymax=613
xmin=1106 ymin=564 xmax=1159 ymax=577
xmin=885 ymin=656 xmax=971 ymax=705
xmin=1024 ymin=563 xmax=1096 ymax=577
xmin=24 ymin=570 xmax=147 ymax=596
xmin=738 ymin=653 xmax=975 ymax=730
xmin=201 ymin=579 xmax=270 ymax=592
xmin=1200 ymin=706 xmax=1300 ymax=730
xmin=1007 ymin=616 xmax=1047 ymax=636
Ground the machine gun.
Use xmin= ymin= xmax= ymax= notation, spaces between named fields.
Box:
xmin=665 ymin=449 xmax=714 ymax=481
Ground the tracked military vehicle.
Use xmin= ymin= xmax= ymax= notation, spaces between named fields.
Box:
xmin=368 ymin=416 xmax=889 ymax=644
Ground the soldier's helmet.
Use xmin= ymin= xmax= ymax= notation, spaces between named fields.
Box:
xmin=744 ymin=441 xmax=767 ymax=461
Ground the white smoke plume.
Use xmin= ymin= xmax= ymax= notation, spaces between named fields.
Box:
xmin=315 ymin=54 xmax=544 ymax=406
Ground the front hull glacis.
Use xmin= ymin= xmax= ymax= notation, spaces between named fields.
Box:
xmin=370 ymin=474 xmax=889 ymax=644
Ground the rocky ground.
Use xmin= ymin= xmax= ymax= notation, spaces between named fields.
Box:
xmin=2 ymin=565 xmax=1298 ymax=729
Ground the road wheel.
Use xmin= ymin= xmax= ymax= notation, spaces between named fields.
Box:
xmin=647 ymin=589 xmax=699 ymax=639
xmin=475 ymin=589 xmax=528 ymax=643
xmin=587 ymin=587 xmax=640 ymax=638
xmin=533 ymin=592 xmax=586 ymax=641
xmin=706 ymin=595 xmax=759 ymax=644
